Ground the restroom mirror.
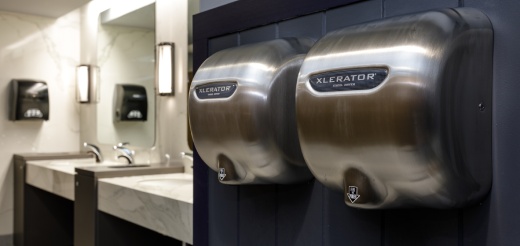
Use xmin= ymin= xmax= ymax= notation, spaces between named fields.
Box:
xmin=96 ymin=2 xmax=156 ymax=148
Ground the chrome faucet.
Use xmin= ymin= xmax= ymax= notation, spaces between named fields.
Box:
xmin=113 ymin=142 xmax=134 ymax=164
xmin=83 ymin=142 xmax=103 ymax=163
xmin=180 ymin=152 xmax=193 ymax=161
xmin=181 ymin=152 xmax=194 ymax=169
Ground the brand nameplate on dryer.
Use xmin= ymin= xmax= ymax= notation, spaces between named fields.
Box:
xmin=195 ymin=82 xmax=237 ymax=99
xmin=309 ymin=68 xmax=388 ymax=92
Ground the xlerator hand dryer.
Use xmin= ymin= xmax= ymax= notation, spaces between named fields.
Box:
xmin=189 ymin=38 xmax=315 ymax=184
xmin=296 ymin=8 xmax=493 ymax=209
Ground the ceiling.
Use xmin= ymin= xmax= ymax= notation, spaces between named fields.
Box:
xmin=100 ymin=0 xmax=199 ymax=43
xmin=0 ymin=0 xmax=91 ymax=18
xmin=0 ymin=0 xmax=200 ymax=44
xmin=100 ymin=2 xmax=155 ymax=30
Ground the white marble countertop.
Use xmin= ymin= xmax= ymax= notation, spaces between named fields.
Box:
xmin=26 ymin=158 xmax=98 ymax=200
xmin=98 ymin=173 xmax=193 ymax=244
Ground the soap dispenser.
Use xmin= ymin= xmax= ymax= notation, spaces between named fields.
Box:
xmin=9 ymin=79 xmax=49 ymax=121
xmin=113 ymin=84 xmax=148 ymax=122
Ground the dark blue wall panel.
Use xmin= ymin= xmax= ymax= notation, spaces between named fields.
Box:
xmin=463 ymin=0 xmax=520 ymax=245
xmin=207 ymin=174 xmax=239 ymax=246
xmin=279 ymin=13 xmax=324 ymax=40
xmin=208 ymin=34 xmax=239 ymax=56
xmin=198 ymin=1 xmax=519 ymax=245
xmin=323 ymin=189 xmax=382 ymax=246
xmin=383 ymin=0 xmax=458 ymax=17
xmin=276 ymin=181 xmax=323 ymax=246
xmin=206 ymin=34 xmax=240 ymax=246
xmin=240 ymin=24 xmax=277 ymax=45
xmin=326 ymin=0 xmax=383 ymax=32
xmin=193 ymin=148 xmax=209 ymax=246
xmin=384 ymin=210 xmax=459 ymax=246
xmin=238 ymin=186 xmax=277 ymax=245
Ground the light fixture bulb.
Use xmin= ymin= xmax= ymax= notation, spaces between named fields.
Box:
xmin=156 ymin=42 xmax=175 ymax=96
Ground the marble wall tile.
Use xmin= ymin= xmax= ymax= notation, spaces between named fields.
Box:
xmin=0 ymin=10 xmax=81 ymax=236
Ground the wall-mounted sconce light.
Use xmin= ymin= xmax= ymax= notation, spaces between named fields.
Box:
xmin=156 ymin=42 xmax=175 ymax=96
xmin=76 ymin=65 xmax=99 ymax=103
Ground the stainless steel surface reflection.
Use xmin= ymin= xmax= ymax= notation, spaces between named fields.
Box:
xmin=296 ymin=8 xmax=493 ymax=208
xmin=189 ymin=38 xmax=315 ymax=184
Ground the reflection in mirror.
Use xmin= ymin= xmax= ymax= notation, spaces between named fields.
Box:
xmin=96 ymin=2 xmax=155 ymax=148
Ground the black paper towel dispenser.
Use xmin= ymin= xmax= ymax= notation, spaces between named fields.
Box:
xmin=296 ymin=8 xmax=493 ymax=208
xmin=189 ymin=38 xmax=315 ymax=184
xmin=113 ymin=84 xmax=147 ymax=122
xmin=10 ymin=79 xmax=49 ymax=121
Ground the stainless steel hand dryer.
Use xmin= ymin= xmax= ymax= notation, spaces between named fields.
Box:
xmin=296 ymin=8 xmax=493 ymax=208
xmin=189 ymin=38 xmax=315 ymax=184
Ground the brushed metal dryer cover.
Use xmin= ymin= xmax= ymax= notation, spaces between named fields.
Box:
xmin=296 ymin=8 xmax=493 ymax=208
xmin=190 ymin=38 xmax=315 ymax=184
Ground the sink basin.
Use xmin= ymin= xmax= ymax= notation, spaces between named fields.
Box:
xmin=47 ymin=160 xmax=124 ymax=167
xmin=137 ymin=174 xmax=193 ymax=189
xmin=48 ymin=162 xmax=80 ymax=166
xmin=138 ymin=179 xmax=192 ymax=187
xmin=47 ymin=159 xmax=96 ymax=166
xmin=108 ymin=164 xmax=151 ymax=168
